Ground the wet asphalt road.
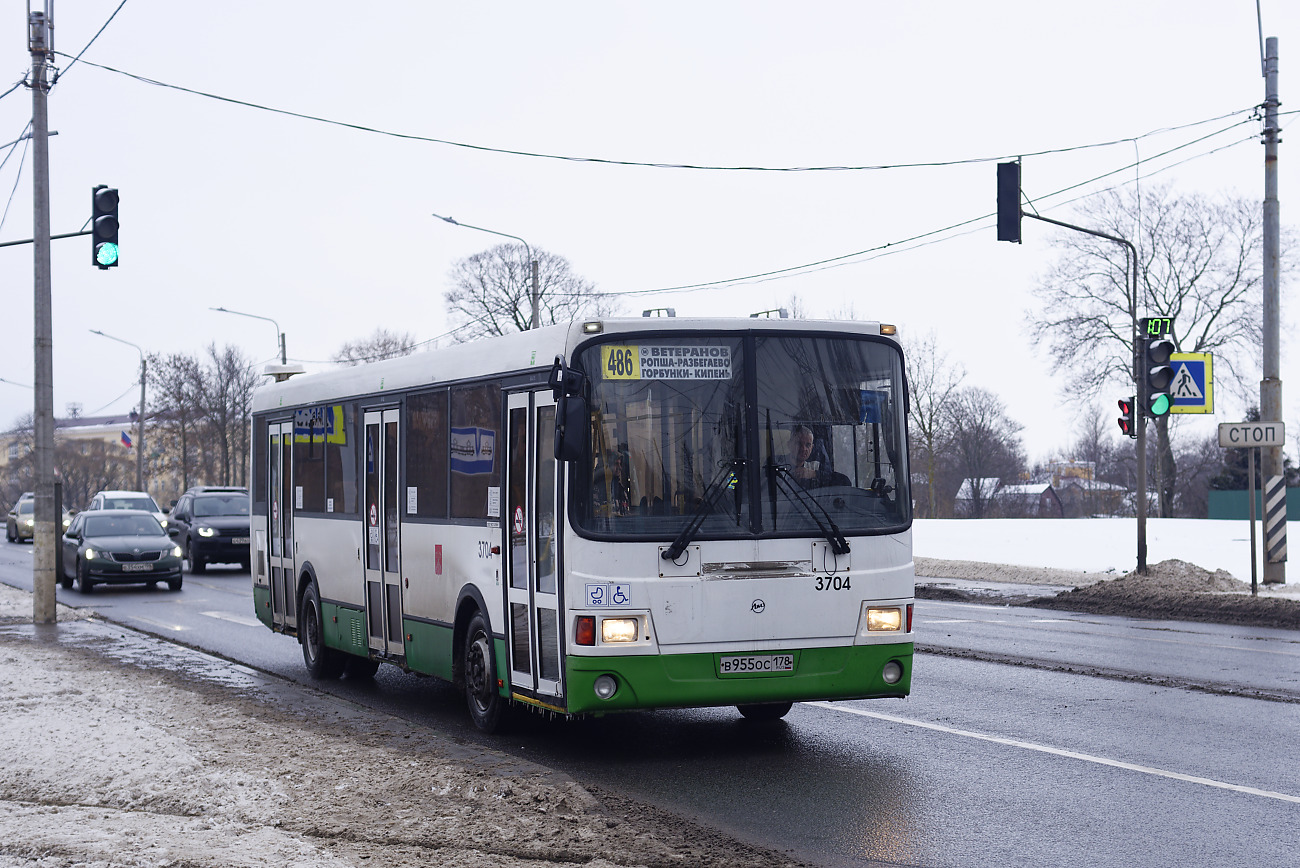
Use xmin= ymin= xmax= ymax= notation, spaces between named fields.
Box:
xmin=3 ymin=541 xmax=1299 ymax=867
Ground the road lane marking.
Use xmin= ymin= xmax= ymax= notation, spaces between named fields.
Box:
xmin=129 ymin=616 xmax=189 ymax=633
xmin=201 ymin=610 xmax=263 ymax=628
xmin=807 ymin=702 xmax=1300 ymax=805
xmin=925 ymin=619 xmax=975 ymax=624
xmin=920 ymin=600 xmax=1300 ymax=659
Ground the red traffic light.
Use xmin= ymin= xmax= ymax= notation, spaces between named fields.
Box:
xmin=1117 ymin=397 xmax=1137 ymax=438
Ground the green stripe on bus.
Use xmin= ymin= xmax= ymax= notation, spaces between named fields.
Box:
xmin=564 ymin=643 xmax=912 ymax=715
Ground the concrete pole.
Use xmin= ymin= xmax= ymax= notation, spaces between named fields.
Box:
xmin=29 ymin=8 xmax=57 ymax=623
xmin=137 ymin=356 xmax=146 ymax=492
xmin=1261 ymin=37 xmax=1285 ymax=584
xmin=530 ymin=258 xmax=540 ymax=329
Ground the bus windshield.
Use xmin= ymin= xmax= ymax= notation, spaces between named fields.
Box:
xmin=573 ymin=331 xmax=909 ymax=540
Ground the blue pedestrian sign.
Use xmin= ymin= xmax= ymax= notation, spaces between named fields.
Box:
xmin=1168 ymin=352 xmax=1213 ymax=414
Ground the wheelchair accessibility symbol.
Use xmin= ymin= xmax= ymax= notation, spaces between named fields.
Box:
xmin=586 ymin=583 xmax=632 ymax=607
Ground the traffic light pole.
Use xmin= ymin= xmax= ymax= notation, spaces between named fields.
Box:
xmin=1019 ymin=211 xmax=1148 ymax=573
xmin=1260 ymin=37 xmax=1285 ymax=585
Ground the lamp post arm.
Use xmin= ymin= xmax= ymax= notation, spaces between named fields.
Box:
xmin=431 ymin=213 xmax=540 ymax=329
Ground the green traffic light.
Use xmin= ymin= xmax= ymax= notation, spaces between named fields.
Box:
xmin=1149 ymin=393 xmax=1171 ymax=416
xmin=95 ymin=242 xmax=119 ymax=267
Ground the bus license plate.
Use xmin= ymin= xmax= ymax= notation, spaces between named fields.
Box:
xmin=719 ymin=654 xmax=794 ymax=675
xmin=233 ymin=537 xmax=250 ymax=545
xmin=122 ymin=563 xmax=154 ymax=572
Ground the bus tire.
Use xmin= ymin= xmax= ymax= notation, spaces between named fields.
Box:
xmin=300 ymin=582 xmax=345 ymax=679
xmin=736 ymin=702 xmax=793 ymax=721
xmin=464 ymin=610 xmax=505 ymax=733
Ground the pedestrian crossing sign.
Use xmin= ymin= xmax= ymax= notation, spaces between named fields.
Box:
xmin=1169 ymin=352 xmax=1213 ymax=414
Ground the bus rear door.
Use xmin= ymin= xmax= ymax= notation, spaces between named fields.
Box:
xmin=267 ymin=420 xmax=297 ymax=631
xmin=363 ymin=408 xmax=404 ymax=658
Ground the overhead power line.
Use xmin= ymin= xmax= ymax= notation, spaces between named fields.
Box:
xmin=55 ymin=54 xmax=1258 ymax=174
xmin=576 ymin=119 xmax=1259 ymax=299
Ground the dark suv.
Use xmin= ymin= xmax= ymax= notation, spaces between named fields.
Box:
xmin=168 ymin=487 xmax=251 ymax=573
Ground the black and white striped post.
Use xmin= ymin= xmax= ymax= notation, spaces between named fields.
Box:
xmin=1219 ymin=422 xmax=1287 ymax=595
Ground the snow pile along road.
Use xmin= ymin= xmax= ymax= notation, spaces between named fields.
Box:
xmin=0 ymin=585 xmax=799 ymax=868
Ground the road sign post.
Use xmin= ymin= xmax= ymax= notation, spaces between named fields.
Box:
xmin=1218 ymin=421 xmax=1287 ymax=595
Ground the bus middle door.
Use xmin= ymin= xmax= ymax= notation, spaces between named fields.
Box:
xmin=504 ymin=391 xmax=563 ymax=707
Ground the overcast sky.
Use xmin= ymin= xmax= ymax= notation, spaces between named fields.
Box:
xmin=1 ymin=1 xmax=1297 ymax=465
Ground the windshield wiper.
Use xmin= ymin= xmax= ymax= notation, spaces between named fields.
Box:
xmin=661 ymin=458 xmax=746 ymax=561
xmin=769 ymin=465 xmax=851 ymax=556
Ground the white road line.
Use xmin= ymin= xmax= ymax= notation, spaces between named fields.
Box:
xmin=130 ymin=616 xmax=188 ymax=633
xmin=920 ymin=600 xmax=1300 ymax=658
xmin=807 ymin=702 xmax=1300 ymax=805
xmin=200 ymin=610 xmax=263 ymax=628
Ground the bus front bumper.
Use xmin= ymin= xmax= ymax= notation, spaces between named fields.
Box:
xmin=564 ymin=642 xmax=912 ymax=716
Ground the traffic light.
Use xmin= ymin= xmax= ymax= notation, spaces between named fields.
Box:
xmin=996 ymin=162 xmax=1021 ymax=243
xmin=91 ymin=185 xmax=119 ymax=269
xmin=1117 ymin=396 xmax=1137 ymax=438
xmin=1144 ymin=333 xmax=1176 ymax=417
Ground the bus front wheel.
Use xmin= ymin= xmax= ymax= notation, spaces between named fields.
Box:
xmin=464 ymin=611 xmax=505 ymax=733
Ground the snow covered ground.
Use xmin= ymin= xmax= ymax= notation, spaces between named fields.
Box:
xmin=912 ymin=517 xmax=1300 ymax=596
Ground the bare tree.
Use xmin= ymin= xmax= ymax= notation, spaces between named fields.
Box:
xmin=333 ymin=328 xmax=419 ymax=366
xmin=148 ymin=353 xmax=205 ymax=492
xmin=199 ymin=344 xmax=261 ymax=486
xmin=947 ymin=386 xmax=1025 ymax=519
xmin=1027 ymin=184 xmax=1273 ymax=517
xmin=904 ymin=330 xmax=965 ymax=518
xmin=444 ymin=244 xmax=619 ymax=342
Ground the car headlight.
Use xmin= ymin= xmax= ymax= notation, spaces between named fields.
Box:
xmin=24 ymin=518 xmax=34 ymax=528
xmin=158 ymin=518 xmax=168 ymax=529
xmin=197 ymin=526 xmax=217 ymax=537
xmin=171 ymin=545 xmax=183 ymax=558
xmin=84 ymin=548 xmax=98 ymax=560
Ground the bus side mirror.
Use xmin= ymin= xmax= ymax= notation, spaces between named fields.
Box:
xmin=548 ymin=355 xmax=585 ymax=401
xmin=555 ymin=394 xmax=588 ymax=462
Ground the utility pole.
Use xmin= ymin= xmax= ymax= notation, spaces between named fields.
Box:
xmin=136 ymin=356 xmax=146 ymax=491
xmin=1260 ymin=36 xmax=1286 ymax=584
xmin=28 ymin=2 xmax=56 ymax=624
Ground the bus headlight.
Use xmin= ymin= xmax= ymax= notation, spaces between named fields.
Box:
xmin=601 ymin=618 xmax=638 ymax=643
xmin=865 ymin=606 xmax=903 ymax=632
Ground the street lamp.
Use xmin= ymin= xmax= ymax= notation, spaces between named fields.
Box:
xmin=89 ymin=329 xmax=146 ymax=492
xmin=432 ymin=212 xmax=540 ymax=329
xmin=211 ymin=307 xmax=287 ymax=365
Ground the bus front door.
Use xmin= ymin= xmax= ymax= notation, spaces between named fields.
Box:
xmin=504 ymin=391 xmax=564 ymax=706
xmin=363 ymin=409 xmax=404 ymax=658
xmin=267 ymin=421 xmax=297 ymax=631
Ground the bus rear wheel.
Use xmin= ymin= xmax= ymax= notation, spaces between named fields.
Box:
xmin=737 ymin=702 xmax=793 ymax=721
xmin=300 ymin=582 xmax=344 ymax=679
xmin=464 ymin=611 xmax=505 ymax=733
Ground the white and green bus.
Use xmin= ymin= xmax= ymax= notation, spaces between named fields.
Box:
xmin=251 ymin=316 xmax=913 ymax=731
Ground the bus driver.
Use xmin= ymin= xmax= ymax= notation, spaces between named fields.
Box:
xmin=786 ymin=424 xmax=850 ymax=489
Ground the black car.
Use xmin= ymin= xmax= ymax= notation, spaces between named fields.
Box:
xmin=168 ymin=489 xmax=251 ymax=573
xmin=61 ymin=510 xmax=184 ymax=592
